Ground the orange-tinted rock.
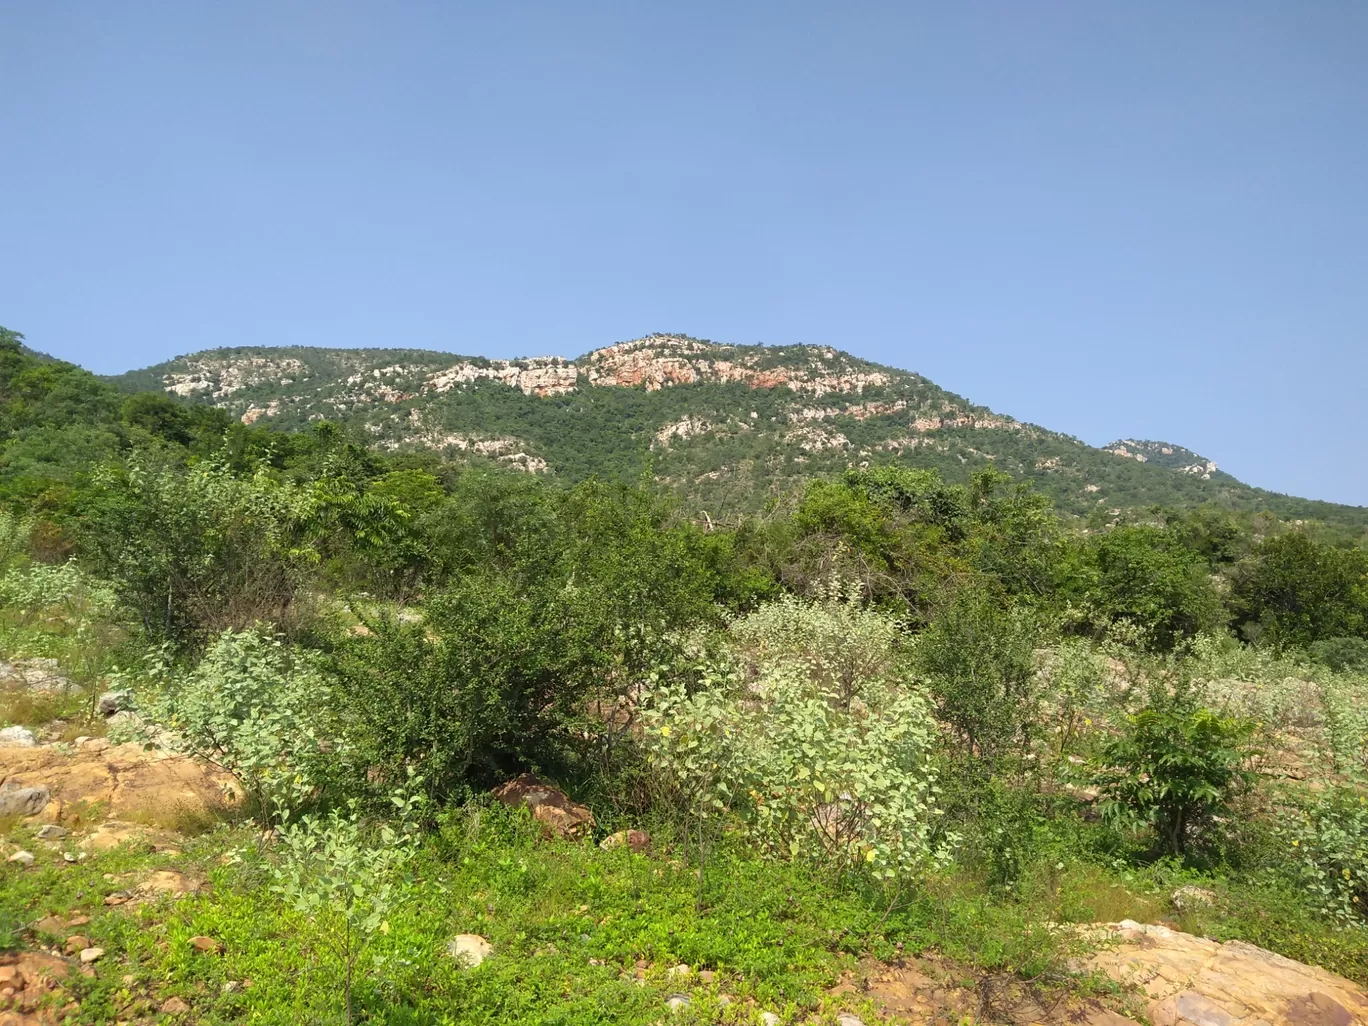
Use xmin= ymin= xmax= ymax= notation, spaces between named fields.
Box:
xmin=491 ymin=774 xmax=594 ymax=839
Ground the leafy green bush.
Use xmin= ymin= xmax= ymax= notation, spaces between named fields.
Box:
xmin=272 ymin=792 xmax=422 ymax=1025
xmin=1080 ymin=525 xmax=1227 ymax=651
xmin=1280 ymin=775 xmax=1368 ymax=927
xmin=914 ymin=589 xmax=1039 ymax=767
xmin=1231 ymin=532 xmax=1368 ymax=649
xmin=1095 ymin=686 xmax=1255 ymax=857
xmin=148 ymin=628 xmax=346 ymax=824
xmin=644 ymin=594 xmax=947 ymax=883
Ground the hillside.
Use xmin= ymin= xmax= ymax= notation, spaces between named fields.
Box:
xmin=111 ymin=333 xmax=1368 ymax=527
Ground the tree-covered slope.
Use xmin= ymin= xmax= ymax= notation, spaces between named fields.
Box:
xmin=106 ymin=333 xmax=1368 ymax=527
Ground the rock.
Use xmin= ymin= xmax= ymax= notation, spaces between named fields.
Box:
xmin=73 ymin=737 xmax=110 ymax=753
xmin=84 ymin=820 xmax=183 ymax=852
xmin=0 ymin=966 xmax=22 ymax=988
xmin=6 ymin=850 xmax=34 ymax=866
xmin=0 ymin=726 xmax=37 ymax=748
xmin=0 ymin=785 xmax=49 ymax=817
xmin=447 ymin=934 xmax=492 ymax=968
xmin=96 ymin=691 xmax=133 ymax=718
xmin=161 ymin=996 xmax=190 ymax=1014
xmin=133 ymin=869 xmax=204 ymax=899
xmin=599 ymin=829 xmax=650 ymax=853
xmin=78 ymin=947 xmax=103 ymax=963
xmin=189 ymin=935 xmax=223 ymax=954
xmin=760 ymin=1013 xmax=780 ymax=1026
xmin=31 ymin=916 xmax=66 ymax=935
xmin=665 ymin=993 xmax=690 ymax=1012
xmin=0 ymin=741 xmax=238 ymax=825
xmin=836 ymin=1016 xmax=866 ymax=1026
xmin=667 ymin=963 xmax=691 ymax=978
xmin=222 ymin=980 xmax=242 ymax=994
xmin=1084 ymin=920 xmax=1368 ymax=1026
xmin=491 ymin=774 xmax=595 ymax=839
xmin=34 ymin=824 xmax=67 ymax=841
xmin=62 ymin=936 xmax=90 ymax=955
xmin=698 ymin=968 xmax=716 ymax=984
xmin=1170 ymin=885 xmax=1217 ymax=911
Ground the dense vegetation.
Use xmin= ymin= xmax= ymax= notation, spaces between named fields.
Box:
xmin=2 ymin=324 xmax=1367 ymax=1024
xmin=108 ymin=337 xmax=1368 ymax=531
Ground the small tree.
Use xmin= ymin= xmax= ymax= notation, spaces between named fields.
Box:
xmin=1095 ymin=686 xmax=1254 ymax=857
xmin=271 ymin=793 xmax=421 ymax=1025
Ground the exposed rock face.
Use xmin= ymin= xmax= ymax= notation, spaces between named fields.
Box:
xmin=491 ymin=774 xmax=595 ymax=839
xmin=1084 ymin=920 xmax=1368 ymax=1026
xmin=583 ymin=335 xmax=891 ymax=395
xmin=425 ymin=358 xmax=578 ymax=397
xmin=0 ymin=741 xmax=238 ymax=824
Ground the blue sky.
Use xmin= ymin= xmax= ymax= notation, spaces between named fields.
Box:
xmin=2 ymin=3 xmax=1365 ymax=504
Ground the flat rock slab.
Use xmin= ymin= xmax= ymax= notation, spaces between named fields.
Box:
xmin=0 ymin=741 xmax=237 ymax=824
xmin=1084 ymin=920 xmax=1368 ymax=1026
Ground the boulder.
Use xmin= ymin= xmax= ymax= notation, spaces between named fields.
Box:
xmin=0 ymin=784 xmax=49 ymax=818
xmin=1084 ymin=920 xmax=1368 ymax=1026
xmin=0 ymin=726 xmax=36 ymax=748
xmin=447 ymin=934 xmax=492 ymax=968
xmin=96 ymin=691 xmax=133 ymax=718
xmin=1170 ymin=885 xmax=1217 ymax=911
xmin=491 ymin=774 xmax=595 ymax=839
xmin=599 ymin=829 xmax=650 ymax=853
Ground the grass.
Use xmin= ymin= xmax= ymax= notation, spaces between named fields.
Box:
xmin=6 ymin=800 xmax=1364 ymax=1026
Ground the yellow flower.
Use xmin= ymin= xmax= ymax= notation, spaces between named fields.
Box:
xmin=659 ymin=725 xmax=672 ymax=738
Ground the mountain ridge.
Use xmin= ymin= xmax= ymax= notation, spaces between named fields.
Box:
xmin=107 ymin=333 xmax=1368 ymax=529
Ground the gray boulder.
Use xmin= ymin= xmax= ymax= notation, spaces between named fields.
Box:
xmin=0 ymin=784 xmax=51 ymax=817
xmin=97 ymin=690 xmax=135 ymax=717
xmin=0 ymin=725 xmax=37 ymax=747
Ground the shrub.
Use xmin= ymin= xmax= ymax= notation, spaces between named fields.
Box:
xmin=1280 ymin=775 xmax=1368 ymax=926
xmin=78 ymin=457 xmax=318 ymax=644
xmin=149 ymin=628 xmax=346 ymax=825
xmin=1094 ymin=685 xmax=1255 ymax=857
xmin=1231 ymin=532 xmax=1368 ymax=649
xmin=644 ymin=594 xmax=947 ymax=883
xmin=914 ymin=589 xmax=1040 ymax=767
xmin=1082 ymin=525 xmax=1227 ymax=651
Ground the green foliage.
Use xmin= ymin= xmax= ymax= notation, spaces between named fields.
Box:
xmin=147 ymin=629 xmax=346 ymax=825
xmin=645 ymin=593 xmax=946 ymax=883
xmin=1080 ymin=525 xmax=1227 ymax=650
xmin=1231 ymin=532 xmax=1368 ymax=648
xmin=914 ymin=589 xmax=1040 ymax=765
xmin=78 ymin=457 xmax=318 ymax=644
xmin=271 ymin=791 xmax=422 ymax=1024
xmin=1095 ymin=686 xmax=1255 ymax=857
xmin=1279 ymin=775 xmax=1368 ymax=927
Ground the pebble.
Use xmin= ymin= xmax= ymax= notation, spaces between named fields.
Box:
xmin=35 ymin=824 xmax=68 ymax=841
xmin=666 ymin=993 xmax=690 ymax=1012
xmin=79 ymin=947 xmax=104 ymax=963
xmin=161 ymin=996 xmax=190 ymax=1014
xmin=7 ymin=850 xmax=35 ymax=867
xmin=189 ymin=935 xmax=223 ymax=953
xmin=761 ymin=1013 xmax=780 ymax=1026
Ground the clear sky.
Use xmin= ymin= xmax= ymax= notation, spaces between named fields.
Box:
xmin=2 ymin=3 xmax=1365 ymax=504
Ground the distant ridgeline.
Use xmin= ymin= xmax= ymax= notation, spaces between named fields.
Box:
xmin=95 ymin=333 xmax=1366 ymax=529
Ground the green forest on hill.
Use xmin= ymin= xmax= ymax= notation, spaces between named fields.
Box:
xmin=2 ymin=324 xmax=1367 ymax=1024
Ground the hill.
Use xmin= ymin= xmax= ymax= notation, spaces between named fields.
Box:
xmin=110 ymin=333 xmax=1367 ymax=527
